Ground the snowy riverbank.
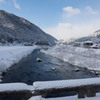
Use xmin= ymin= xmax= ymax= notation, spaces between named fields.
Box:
xmin=0 ymin=45 xmax=37 ymax=81
xmin=41 ymin=45 xmax=100 ymax=71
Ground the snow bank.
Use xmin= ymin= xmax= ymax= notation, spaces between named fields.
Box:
xmin=29 ymin=96 xmax=42 ymax=100
xmin=41 ymin=45 xmax=100 ymax=71
xmin=28 ymin=93 xmax=100 ymax=100
xmin=0 ymin=45 xmax=37 ymax=81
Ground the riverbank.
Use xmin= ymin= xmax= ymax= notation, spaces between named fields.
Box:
xmin=41 ymin=45 xmax=100 ymax=72
xmin=0 ymin=45 xmax=37 ymax=82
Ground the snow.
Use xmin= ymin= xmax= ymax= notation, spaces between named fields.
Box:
xmin=0 ymin=45 xmax=37 ymax=81
xmin=83 ymin=41 xmax=93 ymax=43
xmin=28 ymin=93 xmax=100 ymax=100
xmin=0 ymin=83 xmax=34 ymax=92
xmin=41 ymin=45 xmax=100 ymax=71
xmin=47 ymin=94 xmax=100 ymax=100
xmin=29 ymin=96 xmax=42 ymax=100
xmin=33 ymin=78 xmax=100 ymax=90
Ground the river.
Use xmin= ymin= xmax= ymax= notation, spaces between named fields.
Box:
xmin=1 ymin=49 xmax=97 ymax=99
xmin=2 ymin=49 xmax=96 ymax=84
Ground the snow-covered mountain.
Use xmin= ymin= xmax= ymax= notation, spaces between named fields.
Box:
xmin=94 ymin=29 xmax=100 ymax=34
xmin=94 ymin=29 xmax=100 ymax=38
xmin=0 ymin=10 xmax=57 ymax=46
xmin=65 ymin=29 xmax=100 ymax=45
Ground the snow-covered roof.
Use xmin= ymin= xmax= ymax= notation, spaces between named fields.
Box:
xmin=90 ymin=44 xmax=98 ymax=47
xmin=74 ymin=42 xmax=81 ymax=43
xmin=83 ymin=41 xmax=93 ymax=43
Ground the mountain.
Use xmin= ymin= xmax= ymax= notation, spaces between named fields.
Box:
xmin=0 ymin=10 xmax=57 ymax=46
xmin=94 ymin=29 xmax=100 ymax=38
xmin=94 ymin=29 xmax=100 ymax=34
xmin=66 ymin=29 xmax=100 ymax=45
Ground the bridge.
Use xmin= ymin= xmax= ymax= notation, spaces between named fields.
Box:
xmin=0 ymin=78 xmax=100 ymax=100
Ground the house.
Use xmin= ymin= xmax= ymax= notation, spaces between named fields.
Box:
xmin=83 ymin=41 xmax=93 ymax=48
xmin=73 ymin=42 xmax=81 ymax=47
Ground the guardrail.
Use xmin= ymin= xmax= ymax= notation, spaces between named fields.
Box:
xmin=0 ymin=83 xmax=33 ymax=100
xmin=0 ymin=78 xmax=100 ymax=100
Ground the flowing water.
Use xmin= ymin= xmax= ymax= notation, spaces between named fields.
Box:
xmin=0 ymin=49 xmax=97 ymax=99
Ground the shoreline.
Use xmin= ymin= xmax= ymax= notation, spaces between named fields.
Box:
xmin=0 ymin=45 xmax=38 ymax=82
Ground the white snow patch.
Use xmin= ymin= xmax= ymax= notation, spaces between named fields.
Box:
xmin=29 ymin=96 xmax=43 ymax=100
xmin=41 ymin=45 xmax=100 ymax=71
xmin=29 ymin=93 xmax=100 ymax=100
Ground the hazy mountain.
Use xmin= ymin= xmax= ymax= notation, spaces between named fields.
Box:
xmin=94 ymin=29 xmax=100 ymax=38
xmin=66 ymin=29 xmax=100 ymax=45
xmin=95 ymin=29 xmax=100 ymax=34
xmin=0 ymin=10 xmax=57 ymax=45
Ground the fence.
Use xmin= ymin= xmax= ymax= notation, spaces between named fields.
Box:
xmin=0 ymin=78 xmax=100 ymax=100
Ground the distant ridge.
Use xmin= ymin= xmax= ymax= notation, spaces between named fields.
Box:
xmin=0 ymin=10 xmax=57 ymax=45
xmin=66 ymin=29 xmax=100 ymax=44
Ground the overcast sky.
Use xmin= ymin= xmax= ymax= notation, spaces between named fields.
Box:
xmin=0 ymin=0 xmax=100 ymax=40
